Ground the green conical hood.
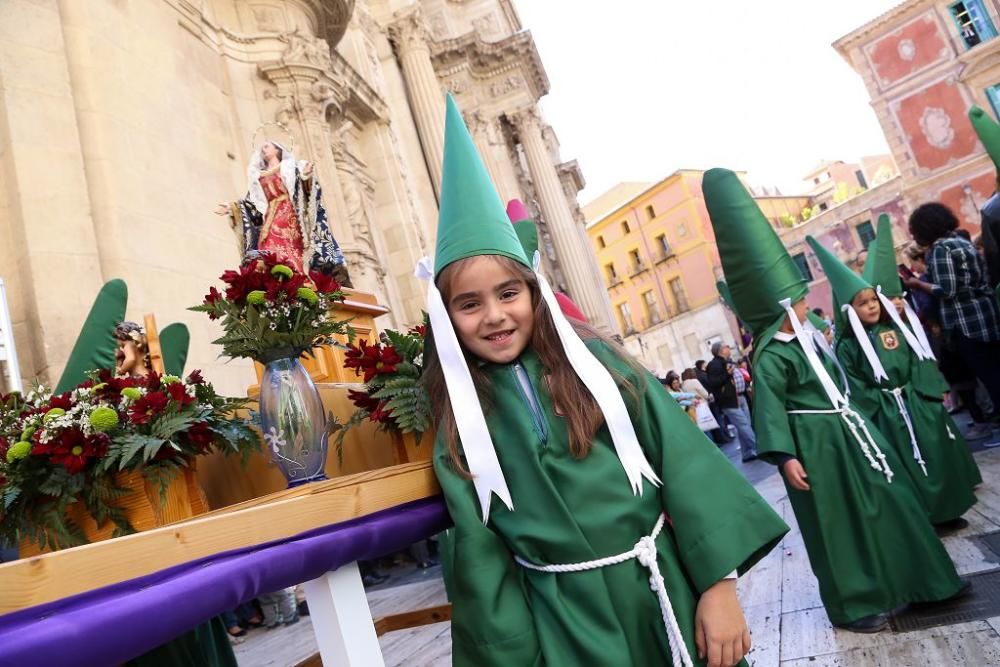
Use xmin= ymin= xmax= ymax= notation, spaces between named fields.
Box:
xmin=716 ymin=279 xmax=752 ymax=331
xmin=970 ymin=105 xmax=1000 ymax=171
xmin=703 ymin=168 xmax=808 ymax=336
xmin=512 ymin=220 xmax=539 ymax=259
xmin=866 ymin=214 xmax=903 ymax=297
xmin=806 ymin=311 xmax=830 ymax=332
xmin=861 ymin=233 xmax=878 ymax=284
xmin=806 ymin=235 xmax=873 ymax=325
xmin=434 ymin=94 xmax=528 ymax=276
xmin=56 ymin=279 xmax=128 ymax=393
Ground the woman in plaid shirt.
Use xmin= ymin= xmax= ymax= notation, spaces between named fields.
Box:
xmin=905 ymin=202 xmax=1000 ymax=417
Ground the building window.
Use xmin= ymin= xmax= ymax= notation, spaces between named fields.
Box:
xmin=605 ymin=263 xmax=619 ymax=285
xmin=818 ymin=202 xmax=828 ymax=211
xmin=856 ymin=220 xmax=876 ymax=248
xmin=621 ymin=220 xmax=631 ymax=235
xmin=655 ymin=234 xmax=672 ymax=260
xmin=628 ymin=249 xmax=645 ymax=274
xmin=951 ymin=0 xmax=997 ymax=49
xmin=813 ymin=177 xmax=821 ymax=186
xmin=596 ymin=235 xmax=606 ymax=249
xmin=854 ymin=169 xmax=868 ymax=189
xmin=792 ymin=252 xmax=814 ymax=281
xmin=618 ymin=302 xmax=634 ymax=333
xmin=669 ymin=278 xmax=689 ymax=313
xmin=642 ymin=290 xmax=661 ymax=324
xmin=987 ymin=84 xmax=1000 ymax=121
xmin=645 ymin=204 xmax=656 ymax=220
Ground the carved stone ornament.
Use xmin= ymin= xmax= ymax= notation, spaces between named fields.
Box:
xmin=508 ymin=105 xmax=542 ymax=132
xmin=489 ymin=74 xmax=524 ymax=98
xmin=919 ymin=107 xmax=955 ymax=150
xmin=388 ymin=9 xmax=430 ymax=53
xmin=282 ymin=28 xmax=333 ymax=69
xmin=897 ymin=38 xmax=916 ymax=61
xmin=472 ymin=12 xmax=501 ymax=38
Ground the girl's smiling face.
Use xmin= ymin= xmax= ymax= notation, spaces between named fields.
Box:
xmin=445 ymin=255 xmax=535 ymax=364
xmin=852 ymin=288 xmax=882 ymax=326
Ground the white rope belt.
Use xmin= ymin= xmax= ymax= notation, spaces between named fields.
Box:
xmin=881 ymin=386 xmax=927 ymax=476
xmin=787 ymin=407 xmax=894 ymax=483
xmin=513 ymin=514 xmax=693 ymax=667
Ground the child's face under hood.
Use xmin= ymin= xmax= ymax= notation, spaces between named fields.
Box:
xmin=444 ymin=255 xmax=535 ymax=364
xmin=852 ymin=288 xmax=882 ymax=326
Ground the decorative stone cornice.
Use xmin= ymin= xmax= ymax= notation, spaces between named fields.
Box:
xmin=295 ymin=0 xmax=356 ymax=48
xmin=431 ymin=30 xmax=549 ymax=102
xmin=832 ymin=0 xmax=924 ymax=63
xmin=557 ymin=160 xmax=586 ymax=194
xmin=506 ymin=105 xmax=543 ymax=132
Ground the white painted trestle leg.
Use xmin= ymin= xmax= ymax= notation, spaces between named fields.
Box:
xmin=302 ymin=561 xmax=386 ymax=667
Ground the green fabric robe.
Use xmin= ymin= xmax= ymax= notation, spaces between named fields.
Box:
xmin=836 ymin=323 xmax=980 ymax=523
xmin=434 ymin=340 xmax=788 ymax=666
xmin=753 ymin=335 xmax=963 ymax=624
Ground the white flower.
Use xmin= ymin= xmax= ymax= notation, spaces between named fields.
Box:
xmin=263 ymin=427 xmax=286 ymax=453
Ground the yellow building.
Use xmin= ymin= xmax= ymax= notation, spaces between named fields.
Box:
xmin=582 ymin=170 xmax=742 ymax=374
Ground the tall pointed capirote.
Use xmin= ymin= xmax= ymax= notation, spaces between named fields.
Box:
xmin=864 ymin=214 xmax=903 ymax=297
xmin=434 ymin=94 xmax=528 ymax=276
xmin=970 ymin=105 xmax=1000 ymax=172
xmin=702 ymin=168 xmax=808 ymax=336
xmin=806 ymin=236 xmax=873 ymax=309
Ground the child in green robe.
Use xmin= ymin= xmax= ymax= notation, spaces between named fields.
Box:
xmin=421 ymin=96 xmax=789 ymax=667
xmin=808 ymin=234 xmax=980 ymax=530
xmin=703 ymin=169 xmax=965 ymax=634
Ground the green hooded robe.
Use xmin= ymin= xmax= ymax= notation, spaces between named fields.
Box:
xmin=429 ymin=99 xmax=787 ymax=666
xmin=704 ymin=170 xmax=962 ymax=626
xmin=435 ymin=340 xmax=787 ymax=665
xmin=837 ymin=323 xmax=979 ymax=523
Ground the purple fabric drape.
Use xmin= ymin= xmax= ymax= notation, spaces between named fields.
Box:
xmin=0 ymin=496 xmax=449 ymax=667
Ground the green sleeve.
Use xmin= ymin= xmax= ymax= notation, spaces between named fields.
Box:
xmin=588 ymin=341 xmax=788 ymax=593
xmin=911 ymin=358 xmax=949 ymax=401
xmin=751 ymin=349 xmax=799 ymax=464
xmin=432 ymin=442 xmax=541 ymax=666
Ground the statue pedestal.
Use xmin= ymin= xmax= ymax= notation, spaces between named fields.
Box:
xmin=195 ymin=289 xmax=418 ymax=509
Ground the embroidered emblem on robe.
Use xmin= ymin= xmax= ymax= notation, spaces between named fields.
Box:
xmin=879 ymin=330 xmax=899 ymax=350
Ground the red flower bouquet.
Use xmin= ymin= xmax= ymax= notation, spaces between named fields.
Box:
xmin=334 ymin=325 xmax=431 ymax=454
xmin=190 ymin=252 xmax=353 ymax=362
xmin=0 ymin=370 xmax=257 ymax=550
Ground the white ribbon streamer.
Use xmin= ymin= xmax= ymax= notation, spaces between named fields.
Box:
xmin=842 ymin=304 xmax=889 ymax=384
xmin=902 ymin=296 xmax=936 ymax=361
xmin=876 ymin=287 xmax=933 ymax=361
xmin=781 ymin=299 xmax=847 ymax=408
xmin=415 ymin=257 xmax=513 ymax=521
xmin=532 ymin=252 xmax=660 ymax=494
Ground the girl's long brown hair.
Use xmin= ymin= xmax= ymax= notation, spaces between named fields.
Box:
xmin=422 ymin=255 xmax=643 ymax=477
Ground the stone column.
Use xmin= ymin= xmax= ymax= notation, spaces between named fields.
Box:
xmin=511 ymin=107 xmax=615 ymax=332
xmin=463 ymin=110 xmax=503 ymax=192
xmin=388 ymin=9 xmax=446 ymax=195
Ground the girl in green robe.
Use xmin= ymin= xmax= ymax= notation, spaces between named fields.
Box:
xmin=420 ymin=97 xmax=789 ymax=667
xmin=704 ymin=170 xmax=964 ymax=634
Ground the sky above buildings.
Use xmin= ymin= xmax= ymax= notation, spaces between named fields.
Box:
xmin=516 ymin=0 xmax=904 ymax=203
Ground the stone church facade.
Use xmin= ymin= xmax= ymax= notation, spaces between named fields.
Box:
xmin=0 ymin=0 xmax=615 ymax=394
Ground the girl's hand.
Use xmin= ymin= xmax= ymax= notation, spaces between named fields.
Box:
xmin=694 ymin=579 xmax=751 ymax=667
xmin=782 ymin=459 xmax=810 ymax=491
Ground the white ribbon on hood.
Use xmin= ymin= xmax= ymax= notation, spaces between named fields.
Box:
xmin=875 ymin=287 xmax=934 ymax=361
xmin=842 ymin=303 xmax=889 ymax=384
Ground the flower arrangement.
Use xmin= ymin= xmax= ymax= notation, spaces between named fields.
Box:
xmin=334 ymin=324 xmax=432 ymax=453
xmin=190 ymin=252 xmax=353 ymax=362
xmin=0 ymin=369 xmax=258 ymax=550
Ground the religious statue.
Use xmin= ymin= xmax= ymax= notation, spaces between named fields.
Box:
xmin=215 ymin=139 xmax=352 ymax=286
xmin=113 ymin=321 xmax=151 ymax=378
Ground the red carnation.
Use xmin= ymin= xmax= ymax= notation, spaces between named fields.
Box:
xmin=409 ymin=324 xmax=427 ymax=338
xmin=204 ymin=286 xmax=223 ymax=306
xmin=186 ymin=421 xmax=215 ymax=453
xmin=0 ymin=437 xmax=8 ymax=460
xmin=369 ymin=401 xmax=392 ymax=424
xmin=308 ymin=270 xmax=342 ymax=296
xmin=166 ymin=382 xmax=196 ymax=406
xmin=347 ymin=388 xmax=380 ymax=412
xmin=186 ymin=369 xmax=205 ymax=385
xmin=344 ymin=340 xmax=400 ymax=383
xmin=265 ymin=272 xmax=307 ymax=302
xmin=128 ymin=392 xmax=169 ymax=425
xmin=35 ymin=429 xmax=107 ymax=474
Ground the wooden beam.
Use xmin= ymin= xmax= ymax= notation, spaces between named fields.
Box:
xmin=0 ymin=462 xmax=440 ymax=614
xmin=373 ymin=603 xmax=453 ymax=636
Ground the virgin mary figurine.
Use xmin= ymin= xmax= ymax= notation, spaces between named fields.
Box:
xmin=216 ymin=140 xmax=352 ymax=286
